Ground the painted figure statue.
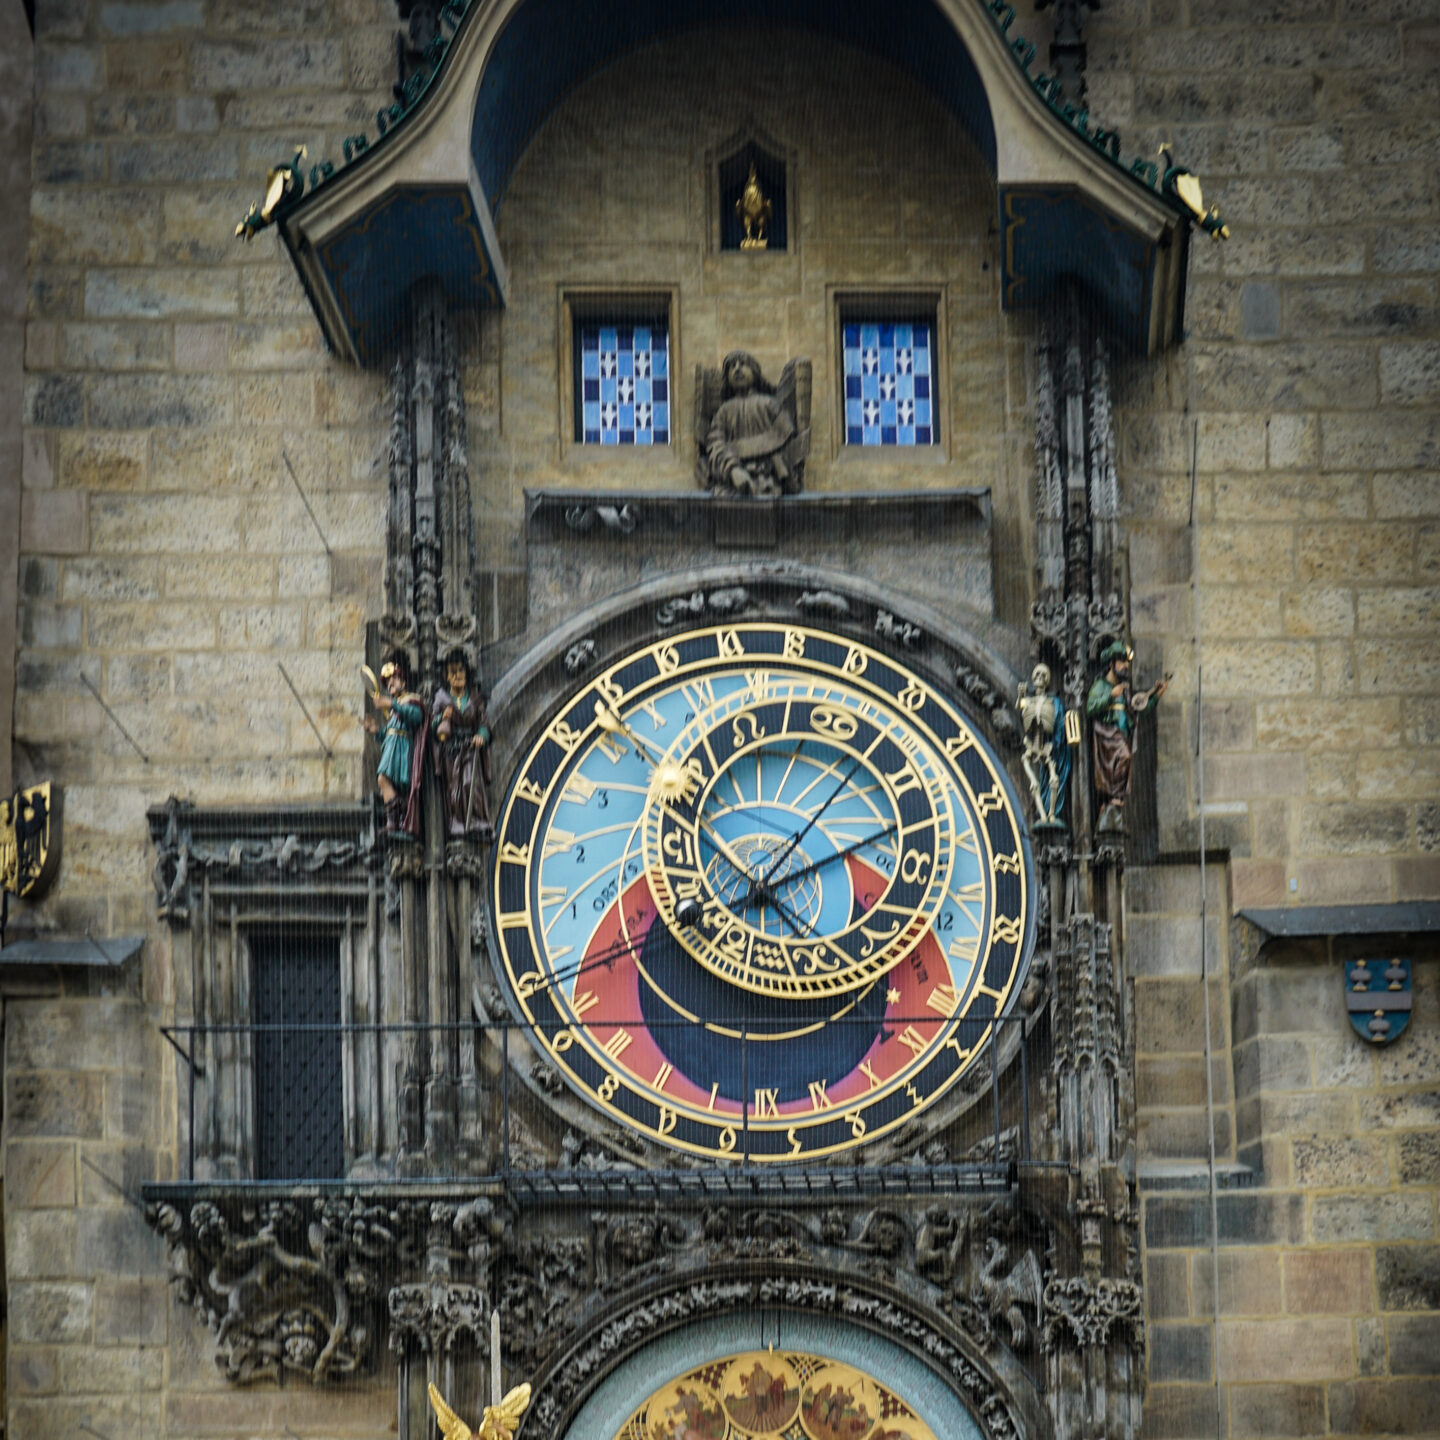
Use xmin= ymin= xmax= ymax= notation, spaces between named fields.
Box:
xmin=433 ymin=648 xmax=494 ymax=840
xmin=1018 ymin=662 xmax=1071 ymax=828
xmin=363 ymin=651 xmax=427 ymax=838
xmin=694 ymin=349 xmax=811 ymax=496
xmin=1086 ymin=641 xmax=1168 ymax=830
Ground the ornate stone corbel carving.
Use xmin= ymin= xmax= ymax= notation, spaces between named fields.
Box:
xmin=1041 ymin=1276 xmax=1143 ymax=1351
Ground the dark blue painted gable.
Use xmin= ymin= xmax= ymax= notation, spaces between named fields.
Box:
xmin=473 ymin=0 xmax=997 ymax=207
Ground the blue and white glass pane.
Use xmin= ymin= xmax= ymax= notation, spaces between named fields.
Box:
xmin=579 ymin=323 xmax=669 ymax=445
xmin=843 ymin=321 xmax=935 ymax=447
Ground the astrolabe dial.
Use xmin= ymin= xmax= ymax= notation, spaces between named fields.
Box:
xmin=641 ymin=675 xmax=954 ymax=999
xmin=491 ymin=621 xmax=1033 ymax=1162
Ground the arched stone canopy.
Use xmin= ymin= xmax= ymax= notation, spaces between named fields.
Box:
xmin=279 ymin=0 xmax=1193 ymax=364
xmin=519 ymin=1266 xmax=1051 ymax=1440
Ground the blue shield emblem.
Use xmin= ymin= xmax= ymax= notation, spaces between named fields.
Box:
xmin=1345 ymin=958 xmax=1412 ymax=1045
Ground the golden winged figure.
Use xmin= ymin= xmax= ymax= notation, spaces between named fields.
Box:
xmin=428 ymin=1381 xmax=532 ymax=1440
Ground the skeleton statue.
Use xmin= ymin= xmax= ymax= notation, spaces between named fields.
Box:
xmin=1018 ymin=663 xmax=1070 ymax=827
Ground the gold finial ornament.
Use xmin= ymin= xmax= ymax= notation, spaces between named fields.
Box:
xmin=736 ymin=161 xmax=772 ymax=250
xmin=427 ymin=1381 xmax=532 ymax=1440
xmin=1158 ymin=143 xmax=1230 ymax=241
xmin=235 ymin=146 xmax=307 ymax=241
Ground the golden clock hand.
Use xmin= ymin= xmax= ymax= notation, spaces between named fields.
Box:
xmin=595 ymin=699 xmax=663 ymax=763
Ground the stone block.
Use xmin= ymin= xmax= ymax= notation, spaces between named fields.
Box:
xmin=1357 ymin=585 xmax=1440 ymax=637
xmin=174 ymin=321 xmax=229 ymax=372
xmin=24 ymin=374 xmax=83 ymax=427
xmin=59 ymin=431 xmax=149 ymax=491
xmin=1149 ymin=1324 xmax=1212 ymax=1384
xmin=1381 ymin=341 xmax=1440 ymax=406
xmin=1298 ymin=802 xmax=1409 ymax=855
xmin=1136 ymin=978 xmax=1223 ymax=1053
xmin=1228 ymin=1384 xmax=1326 ymax=1438
xmin=1217 ymin=1318 xmax=1354 ymax=1383
xmin=109 ymin=136 xmax=239 ymax=184
xmin=1283 ymin=1249 xmax=1374 ymax=1314
xmin=1329 ymin=1377 xmax=1440 ymax=1434
xmin=1234 ymin=1036 xmax=1312 ymax=1097
xmin=6 ymin=1140 xmax=76 ymax=1208
xmin=217 ymin=604 xmax=303 ymax=649
xmin=1281 ymin=588 xmax=1355 ymax=638
xmin=19 ymin=602 xmax=82 ymax=649
xmin=57 ymin=1345 xmax=164 ymax=1394
xmin=1389 ymin=1315 xmax=1440 ymax=1375
xmin=60 ymin=324 xmax=169 ymax=372
xmin=89 ymin=94 xmax=176 ymax=136
xmin=60 ymin=558 xmax=160 ymax=602
xmin=6 ymin=1211 xmax=75 ymax=1279
xmin=33 ymin=140 xmax=106 ymax=185
xmin=99 ymin=0 xmax=203 ymax=34
xmin=1147 ymin=1251 xmax=1191 ymax=1319
xmin=1232 ymin=860 xmax=1288 ymax=908
xmin=1192 ymin=1249 xmax=1284 ymax=1317
xmin=103 ymin=37 xmax=188 ymax=89
xmin=1312 ymin=1193 xmax=1434 ymax=1244
xmin=1358 ymin=1090 xmax=1440 ymax=1130
xmin=1146 ymin=1192 xmax=1305 ymax=1250
xmin=75 ymin=1207 xmax=166 ymax=1275
xmin=30 ymin=190 xmax=158 ymax=267
xmin=93 ymin=1277 xmax=168 ymax=1346
xmin=229 ymin=319 xmax=326 ymax=369
xmin=1377 ymin=1246 xmax=1440 ymax=1311
xmin=87 ymin=603 xmax=216 ymax=650
xmin=91 ymin=494 xmax=243 ymax=554
xmin=11 ymin=1396 xmax=164 ymax=1438
xmin=176 ymin=95 xmax=219 ymax=132
xmin=85 ymin=269 xmax=239 ymax=321
xmin=8 ymin=1346 xmax=59 ymax=1398
xmin=1396 ymin=855 xmax=1440 ymax=899
xmin=7 ymin=1000 xmax=146 ymax=1073
xmin=89 ymin=374 xmax=234 ymax=429
xmin=190 ymin=38 xmax=346 ymax=90
xmin=1139 ymin=1110 xmax=1221 ymax=1160
xmin=7 ymin=1283 xmax=93 ymax=1344
xmin=5 ymin=1072 xmax=104 ymax=1139
xmin=1290 ymin=856 xmax=1393 ymax=906
xmin=1322 ymin=413 xmax=1440 ymax=471
xmin=1292 ymin=1136 xmax=1390 ymax=1189
xmin=1199 ymin=642 xmax=1316 ymax=697
xmin=1138 ymin=1385 xmax=1217 ymax=1440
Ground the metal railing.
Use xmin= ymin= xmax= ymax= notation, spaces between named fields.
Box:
xmin=160 ymin=1011 xmax=1042 ymax=1198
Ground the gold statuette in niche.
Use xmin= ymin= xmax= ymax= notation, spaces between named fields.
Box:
xmin=736 ymin=163 xmax=772 ymax=250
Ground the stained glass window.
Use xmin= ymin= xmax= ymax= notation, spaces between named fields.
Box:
xmin=577 ymin=321 xmax=670 ymax=446
xmin=842 ymin=320 xmax=937 ymax=447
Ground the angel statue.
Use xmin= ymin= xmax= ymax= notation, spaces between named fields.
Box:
xmin=428 ymin=1381 xmax=531 ymax=1440
xmin=694 ymin=349 xmax=811 ymax=496
xmin=1017 ymin=662 xmax=1071 ymax=828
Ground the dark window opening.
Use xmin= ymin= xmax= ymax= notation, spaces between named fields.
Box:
xmin=253 ymin=935 xmax=344 ymax=1180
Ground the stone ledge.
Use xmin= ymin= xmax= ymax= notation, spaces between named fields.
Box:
xmin=1239 ymin=901 xmax=1440 ymax=939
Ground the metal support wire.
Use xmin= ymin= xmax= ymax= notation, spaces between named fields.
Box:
xmin=1191 ymin=415 xmax=1224 ymax=1440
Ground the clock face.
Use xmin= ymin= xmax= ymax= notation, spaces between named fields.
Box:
xmin=491 ymin=621 xmax=1033 ymax=1162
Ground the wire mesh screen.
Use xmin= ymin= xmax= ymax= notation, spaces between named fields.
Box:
xmin=252 ymin=935 xmax=345 ymax=1180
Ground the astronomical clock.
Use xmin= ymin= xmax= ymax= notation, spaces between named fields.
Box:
xmin=490 ymin=619 xmax=1034 ymax=1161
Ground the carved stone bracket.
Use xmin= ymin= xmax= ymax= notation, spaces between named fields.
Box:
xmin=1041 ymin=1276 xmax=1144 ymax=1351
xmin=389 ymin=1281 xmax=488 ymax=1355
